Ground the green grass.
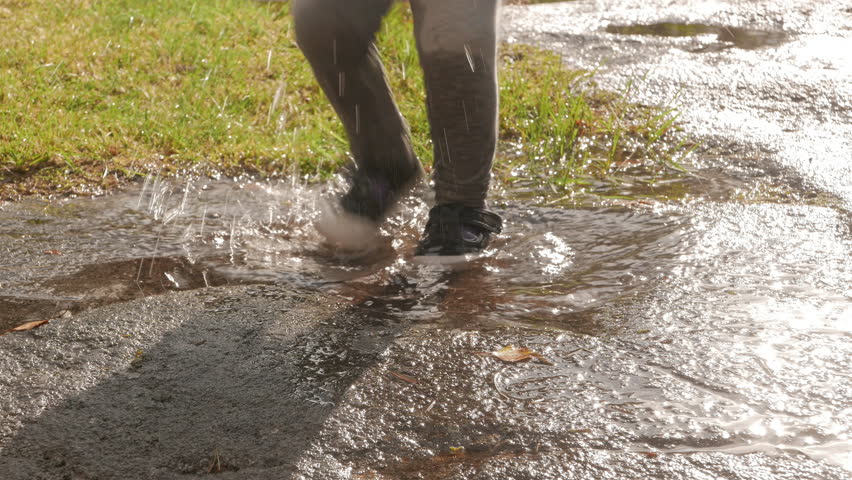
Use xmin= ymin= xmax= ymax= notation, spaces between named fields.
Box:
xmin=0 ymin=0 xmax=692 ymax=199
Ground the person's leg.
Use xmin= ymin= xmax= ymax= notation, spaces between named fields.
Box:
xmin=410 ymin=0 xmax=503 ymax=261
xmin=292 ymin=0 xmax=423 ymax=222
xmin=410 ymin=0 xmax=501 ymax=208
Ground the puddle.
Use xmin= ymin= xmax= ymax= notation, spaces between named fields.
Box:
xmin=0 ymin=164 xmax=797 ymax=332
xmin=0 ymin=256 xmax=233 ymax=331
xmin=0 ymin=166 xmax=849 ymax=474
xmin=2 ymin=0 xmax=850 ymax=475
xmin=605 ymin=23 xmax=790 ymax=51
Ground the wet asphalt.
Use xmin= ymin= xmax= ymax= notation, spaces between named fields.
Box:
xmin=503 ymin=0 xmax=852 ymax=208
xmin=1 ymin=0 xmax=851 ymax=478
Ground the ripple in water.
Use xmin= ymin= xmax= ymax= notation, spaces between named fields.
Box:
xmin=0 ymin=175 xmax=849 ymax=470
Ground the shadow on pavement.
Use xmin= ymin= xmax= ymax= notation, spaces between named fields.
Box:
xmin=0 ymin=283 xmax=414 ymax=479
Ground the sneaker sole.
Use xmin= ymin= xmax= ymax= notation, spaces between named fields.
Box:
xmin=411 ymin=252 xmax=486 ymax=266
xmin=315 ymin=199 xmax=381 ymax=252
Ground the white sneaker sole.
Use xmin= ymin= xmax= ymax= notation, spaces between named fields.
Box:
xmin=315 ymin=200 xmax=380 ymax=252
xmin=411 ymin=252 xmax=486 ymax=266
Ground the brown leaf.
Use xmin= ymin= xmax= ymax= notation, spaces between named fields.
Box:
xmin=388 ymin=370 xmax=418 ymax=384
xmin=3 ymin=320 xmax=50 ymax=335
xmin=492 ymin=345 xmax=535 ymax=362
xmin=481 ymin=345 xmax=554 ymax=365
xmin=43 ymin=249 xmax=63 ymax=255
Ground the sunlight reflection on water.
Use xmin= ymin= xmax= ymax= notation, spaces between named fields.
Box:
xmin=0 ymin=174 xmax=849 ymax=470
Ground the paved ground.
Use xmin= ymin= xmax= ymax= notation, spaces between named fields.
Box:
xmin=502 ymin=0 xmax=852 ymax=208
xmin=1 ymin=1 xmax=850 ymax=478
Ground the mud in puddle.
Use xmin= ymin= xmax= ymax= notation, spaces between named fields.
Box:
xmin=1 ymin=165 xmax=850 ymax=478
xmin=0 ymin=177 xmax=328 ymax=332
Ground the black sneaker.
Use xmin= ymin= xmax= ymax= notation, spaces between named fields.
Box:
xmin=316 ymin=168 xmax=423 ymax=251
xmin=413 ymin=203 xmax=503 ymax=264
xmin=338 ymin=174 xmax=395 ymax=222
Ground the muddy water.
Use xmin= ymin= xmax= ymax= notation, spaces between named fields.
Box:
xmin=0 ymin=166 xmax=813 ymax=331
xmin=301 ymin=183 xmax=851 ymax=477
xmin=0 ymin=167 xmax=849 ymax=477
xmin=2 ymin=0 xmax=851 ymax=476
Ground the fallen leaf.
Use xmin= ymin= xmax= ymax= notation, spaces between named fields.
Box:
xmin=388 ymin=370 xmax=418 ymax=384
xmin=2 ymin=319 xmax=50 ymax=335
xmin=448 ymin=446 xmax=465 ymax=456
xmin=492 ymin=345 xmax=535 ymax=362
xmin=208 ymin=449 xmax=222 ymax=473
xmin=478 ymin=345 xmax=554 ymax=365
xmin=43 ymin=249 xmax=63 ymax=255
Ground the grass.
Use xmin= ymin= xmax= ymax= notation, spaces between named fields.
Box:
xmin=0 ymin=0 xmax=692 ymax=199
